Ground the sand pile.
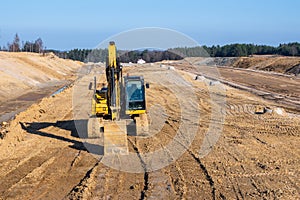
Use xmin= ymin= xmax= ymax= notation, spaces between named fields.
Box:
xmin=0 ymin=52 xmax=83 ymax=102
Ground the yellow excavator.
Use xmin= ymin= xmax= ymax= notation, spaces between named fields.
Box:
xmin=89 ymin=41 xmax=148 ymax=155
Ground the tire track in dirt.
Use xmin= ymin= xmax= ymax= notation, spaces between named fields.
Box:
xmin=70 ymin=144 xmax=142 ymax=199
xmin=150 ymin=136 xmax=187 ymax=199
xmin=159 ymin=122 xmax=217 ymax=200
xmin=67 ymin=160 xmax=126 ymax=200
xmin=46 ymin=152 xmax=96 ymax=197
xmin=223 ymin=136 xmax=268 ymax=199
xmin=225 ymin=160 xmax=249 ymax=200
xmin=167 ymin=161 xmax=187 ymax=199
xmin=0 ymin=109 xmax=76 ymax=180
xmin=215 ymin=120 xmax=299 ymax=200
xmin=101 ymin=168 xmax=128 ymax=199
xmin=0 ymin=142 xmax=50 ymax=179
xmin=0 ymin=97 xmax=98 ymax=199
xmin=0 ymin=148 xmax=60 ymax=198
xmin=145 ymin=169 xmax=177 ymax=200
xmin=138 ymin=63 xmax=299 ymax=198
xmin=6 ymin=156 xmax=57 ymax=192
xmin=147 ymin=76 xmax=215 ymax=198
xmin=127 ymin=138 xmax=149 ymax=200
xmin=67 ymin=162 xmax=100 ymax=199
xmin=187 ymin=151 xmax=216 ymax=200
xmin=70 ymin=150 xmax=82 ymax=167
xmin=219 ymin=163 xmax=241 ymax=200
xmin=4 ymin=147 xmax=96 ymax=200
xmin=89 ymin=164 xmax=110 ymax=199
xmin=225 ymin=103 xmax=256 ymax=116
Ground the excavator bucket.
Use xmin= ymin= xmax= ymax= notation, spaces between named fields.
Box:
xmin=135 ymin=113 xmax=149 ymax=136
xmin=104 ymin=121 xmax=128 ymax=155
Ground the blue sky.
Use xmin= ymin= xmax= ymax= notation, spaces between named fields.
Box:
xmin=0 ymin=0 xmax=299 ymax=50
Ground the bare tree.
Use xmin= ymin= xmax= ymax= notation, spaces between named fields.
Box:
xmin=34 ymin=38 xmax=43 ymax=53
xmin=9 ymin=33 xmax=21 ymax=52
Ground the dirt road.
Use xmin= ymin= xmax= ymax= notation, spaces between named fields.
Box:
xmin=172 ymin=59 xmax=300 ymax=113
xmin=0 ymin=64 xmax=299 ymax=199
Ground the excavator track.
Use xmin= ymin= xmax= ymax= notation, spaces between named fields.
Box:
xmin=87 ymin=117 xmax=103 ymax=138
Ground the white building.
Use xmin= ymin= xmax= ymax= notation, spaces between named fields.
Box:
xmin=137 ymin=59 xmax=146 ymax=64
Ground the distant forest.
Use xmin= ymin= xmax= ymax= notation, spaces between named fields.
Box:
xmin=53 ymin=42 xmax=300 ymax=63
xmin=1 ymin=33 xmax=300 ymax=62
xmin=0 ymin=33 xmax=44 ymax=53
xmin=203 ymin=43 xmax=300 ymax=57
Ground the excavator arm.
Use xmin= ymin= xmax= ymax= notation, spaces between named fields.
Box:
xmin=106 ymin=41 xmax=122 ymax=120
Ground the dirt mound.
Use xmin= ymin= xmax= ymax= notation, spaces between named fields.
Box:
xmin=184 ymin=57 xmax=237 ymax=66
xmin=209 ymin=57 xmax=237 ymax=66
xmin=286 ymin=64 xmax=300 ymax=75
xmin=0 ymin=52 xmax=83 ymax=102
xmin=0 ymin=52 xmax=84 ymax=122
xmin=184 ymin=56 xmax=300 ymax=75
xmin=232 ymin=55 xmax=300 ymax=75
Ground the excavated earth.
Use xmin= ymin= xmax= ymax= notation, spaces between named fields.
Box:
xmin=0 ymin=60 xmax=299 ymax=200
xmin=0 ymin=52 xmax=82 ymax=122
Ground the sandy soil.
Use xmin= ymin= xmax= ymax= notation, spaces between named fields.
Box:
xmin=232 ymin=56 xmax=300 ymax=75
xmin=0 ymin=52 xmax=83 ymax=122
xmin=0 ymin=62 xmax=299 ymax=199
xmin=172 ymin=58 xmax=300 ymax=114
xmin=181 ymin=55 xmax=300 ymax=75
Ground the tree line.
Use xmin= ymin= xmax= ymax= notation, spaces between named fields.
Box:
xmin=56 ymin=42 xmax=300 ymax=63
xmin=53 ymin=49 xmax=183 ymax=63
xmin=1 ymin=33 xmax=299 ymax=60
xmin=0 ymin=33 xmax=44 ymax=53
xmin=203 ymin=43 xmax=300 ymax=57
xmin=118 ymin=49 xmax=183 ymax=63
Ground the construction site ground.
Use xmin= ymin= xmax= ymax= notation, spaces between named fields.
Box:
xmin=0 ymin=61 xmax=299 ymax=199
xmin=172 ymin=58 xmax=300 ymax=113
xmin=0 ymin=52 xmax=82 ymax=123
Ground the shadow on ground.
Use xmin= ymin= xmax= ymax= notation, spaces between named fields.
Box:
xmin=20 ymin=119 xmax=104 ymax=155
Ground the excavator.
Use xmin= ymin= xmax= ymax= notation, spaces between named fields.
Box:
xmin=88 ymin=41 xmax=148 ymax=155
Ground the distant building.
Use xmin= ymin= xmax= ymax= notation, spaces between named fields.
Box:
xmin=137 ymin=59 xmax=146 ymax=64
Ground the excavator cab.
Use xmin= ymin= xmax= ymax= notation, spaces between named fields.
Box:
xmin=124 ymin=76 xmax=146 ymax=116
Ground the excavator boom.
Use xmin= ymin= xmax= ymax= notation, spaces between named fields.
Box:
xmin=105 ymin=41 xmax=122 ymax=120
